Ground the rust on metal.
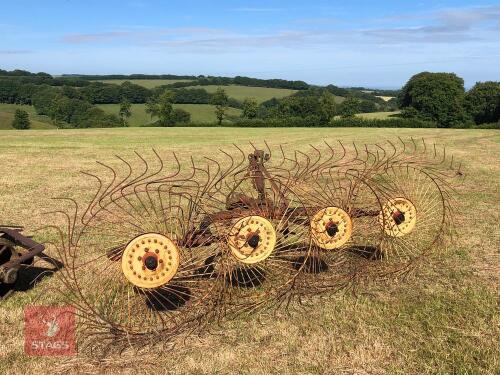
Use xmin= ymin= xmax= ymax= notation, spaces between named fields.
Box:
xmin=0 ymin=226 xmax=62 ymax=299
xmin=47 ymin=139 xmax=459 ymax=353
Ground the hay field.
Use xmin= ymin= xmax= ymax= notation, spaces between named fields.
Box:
xmin=357 ymin=111 xmax=401 ymax=119
xmin=0 ymin=128 xmax=498 ymax=374
xmin=185 ymin=85 xmax=297 ymax=103
xmin=375 ymin=96 xmax=395 ymax=102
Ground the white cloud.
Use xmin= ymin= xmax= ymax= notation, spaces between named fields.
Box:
xmin=60 ymin=5 xmax=500 ymax=51
xmin=364 ymin=5 xmax=500 ymax=43
xmin=62 ymin=28 xmax=227 ymax=44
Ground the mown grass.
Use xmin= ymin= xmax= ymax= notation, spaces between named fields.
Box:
xmin=0 ymin=103 xmax=55 ymax=130
xmin=93 ymin=79 xmax=193 ymax=88
xmin=185 ymin=84 xmax=297 ymax=103
xmin=98 ymin=103 xmax=242 ymax=125
xmin=375 ymin=96 xmax=395 ymax=102
xmin=357 ymin=111 xmax=400 ymax=119
xmin=0 ymin=128 xmax=498 ymax=374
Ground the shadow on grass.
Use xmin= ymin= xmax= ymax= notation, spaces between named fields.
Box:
xmin=228 ymin=266 xmax=266 ymax=288
xmin=0 ymin=265 xmax=55 ymax=299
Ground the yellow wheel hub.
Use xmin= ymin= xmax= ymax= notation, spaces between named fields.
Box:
xmin=379 ymin=198 xmax=417 ymax=237
xmin=121 ymin=233 xmax=180 ymax=288
xmin=228 ymin=216 xmax=277 ymax=264
xmin=310 ymin=207 xmax=352 ymax=250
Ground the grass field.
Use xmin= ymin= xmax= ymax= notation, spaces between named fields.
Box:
xmin=185 ymin=84 xmax=297 ymax=103
xmin=357 ymin=111 xmax=400 ymax=119
xmin=0 ymin=128 xmax=498 ymax=374
xmin=93 ymin=79 xmax=193 ymax=88
xmin=94 ymin=80 xmax=298 ymax=102
xmin=376 ymin=96 xmax=395 ymax=102
xmin=98 ymin=103 xmax=242 ymax=125
xmin=0 ymin=104 xmax=55 ymax=130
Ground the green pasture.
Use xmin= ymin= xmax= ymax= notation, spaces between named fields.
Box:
xmin=185 ymin=84 xmax=297 ymax=103
xmin=98 ymin=103 xmax=242 ymax=125
xmin=0 ymin=103 xmax=55 ymax=130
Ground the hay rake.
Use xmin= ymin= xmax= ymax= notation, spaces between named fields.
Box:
xmin=47 ymin=138 xmax=460 ymax=352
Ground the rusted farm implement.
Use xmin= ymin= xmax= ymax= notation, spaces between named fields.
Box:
xmin=44 ymin=139 xmax=460 ymax=352
xmin=0 ymin=226 xmax=62 ymax=299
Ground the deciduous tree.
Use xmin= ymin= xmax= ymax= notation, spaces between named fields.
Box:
xmin=242 ymin=97 xmax=258 ymax=119
xmin=145 ymin=91 xmax=174 ymax=125
xmin=319 ymin=91 xmax=337 ymax=122
xmin=145 ymin=90 xmax=190 ymax=126
xmin=210 ymin=87 xmax=229 ymax=125
xmin=399 ymin=72 xmax=470 ymax=127
xmin=118 ymin=98 xmax=132 ymax=125
xmin=340 ymin=96 xmax=360 ymax=118
xmin=465 ymin=81 xmax=500 ymax=125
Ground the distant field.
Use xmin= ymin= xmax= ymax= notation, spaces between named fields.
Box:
xmin=97 ymin=103 xmax=152 ymax=126
xmin=357 ymin=111 xmax=400 ymax=119
xmin=185 ymin=85 xmax=297 ymax=103
xmin=0 ymin=103 xmax=55 ymax=130
xmin=98 ymin=103 xmax=242 ymax=125
xmin=376 ymin=95 xmax=394 ymax=102
xmin=376 ymin=96 xmax=395 ymax=102
xmin=93 ymin=79 xmax=193 ymax=88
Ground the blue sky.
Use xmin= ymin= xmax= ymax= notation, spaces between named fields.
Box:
xmin=1 ymin=0 xmax=499 ymax=87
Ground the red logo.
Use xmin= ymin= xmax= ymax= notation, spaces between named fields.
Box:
xmin=24 ymin=306 xmax=76 ymax=356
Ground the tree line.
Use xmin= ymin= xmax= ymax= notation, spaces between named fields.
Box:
xmin=70 ymin=73 xmax=310 ymax=90
xmin=3 ymin=69 xmax=499 ymax=129
xmin=2 ymin=74 xmax=392 ymax=129
xmin=232 ymin=89 xmax=396 ymax=126
xmin=0 ymin=69 xmax=392 ymax=115
xmin=398 ymin=72 xmax=500 ymax=128
xmin=31 ymin=86 xmax=124 ymax=128
xmin=61 ymin=73 xmax=198 ymax=80
xmin=0 ymin=78 xmax=240 ymax=107
xmin=209 ymin=74 xmax=499 ymax=128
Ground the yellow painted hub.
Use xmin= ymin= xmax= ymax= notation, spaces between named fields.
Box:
xmin=310 ymin=207 xmax=352 ymax=250
xmin=121 ymin=233 xmax=180 ymax=288
xmin=378 ymin=198 xmax=417 ymax=237
xmin=228 ymin=216 xmax=277 ymax=264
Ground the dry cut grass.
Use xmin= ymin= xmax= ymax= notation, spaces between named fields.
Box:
xmin=0 ymin=127 xmax=498 ymax=374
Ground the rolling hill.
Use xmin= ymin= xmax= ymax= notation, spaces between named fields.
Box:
xmin=97 ymin=103 xmax=242 ymax=125
xmin=0 ymin=103 xmax=55 ymax=130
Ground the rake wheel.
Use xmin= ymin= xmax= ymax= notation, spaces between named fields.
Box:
xmin=288 ymin=166 xmax=386 ymax=292
xmin=121 ymin=233 xmax=181 ymax=288
xmin=310 ymin=206 xmax=353 ymax=250
xmin=369 ymin=163 xmax=449 ymax=272
xmin=189 ymin=148 xmax=312 ymax=314
xmin=378 ymin=197 xmax=417 ymax=237
xmin=227 ymin=216 xmax=277 ymax=264
xmin=52 ymin=153 xmax=226 ymax=351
